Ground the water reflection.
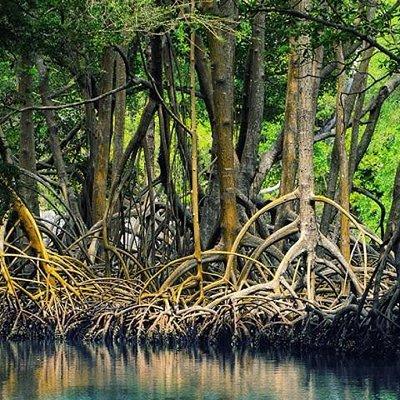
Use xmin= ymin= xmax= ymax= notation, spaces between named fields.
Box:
xmin=0 ymin=342 xmax=398 ymax=399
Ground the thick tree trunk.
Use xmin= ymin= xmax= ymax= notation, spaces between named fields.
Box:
xmin=195 ymin=33 xmax=221 ymax=249
xmin=18 ymin=54 xmax=39 ymax=215
xmin=208 ymin=0 xmax=238 ymax=252
xmin=237 ymin=11 xmax=266 ymax=196
xmin=112 ymin=51 xmax=127 ymax=184
xmin=296 ymin=0 xmax=320 ymax=301
xmin=108 ymin=50 xmax=127 ymax=245
xmin=91 ymin=47 xmax=115 ymax=224
xmin=275 ymin=40 xmax=298 ymax=229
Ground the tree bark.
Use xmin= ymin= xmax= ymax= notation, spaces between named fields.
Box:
xmin=208 ymin=0 xmax=238 ymax=252
xmin=91 ymin=47 xmax=115 ymax=224
xmin=320 ymin=63 xmax=369 ymax=233
xmin=349 ymin=45 xmax=374 ymax=182
xmin=18 ymin=54 xmax=39 ymax=215
xmin=296 ymin=0 xmax=321 ymax=302
xmin=335 ymin=43 xmax=351 ymax=262
xmin=112 ymin=50 xmax=127 ymax=184
xmin=195 ymin=33 xmax=221 ymax=249
xmin=385 ymin=163 xmax=400 ymax=275
xmin=237 ymin=11 xmax=266 ymax=197
xmin=36 ymin=57 xmax=83 ymax=227
xmin=275 ymin=38 xmax=299 ymax=229
xmin=80 ymin=73 xmax=97 ymax=226
xmin=190 ymin=0 xmax=202 ymax=273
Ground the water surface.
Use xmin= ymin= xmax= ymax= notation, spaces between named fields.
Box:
xmin=0 ymin=342 xmax=398 ymax=399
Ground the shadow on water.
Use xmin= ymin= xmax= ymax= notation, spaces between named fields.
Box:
xmin=0 ymin=342 xmax=399 ymax=400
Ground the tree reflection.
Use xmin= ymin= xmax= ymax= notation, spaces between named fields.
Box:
xmin=0 ymin=344 xmax=398 ymax=399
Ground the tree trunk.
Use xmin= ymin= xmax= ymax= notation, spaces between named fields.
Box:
xmin=348 ymin=45 xmax=374 ymax=182
xmin=335 ymin=43 xmax=351 ymax=262
xmin=79 ymin=73 xmax=97 ymax=225
xmin=385 ymin=162 xmax=400 ymax=275
xmin=237 ymin=11 xmax=266 ymax=197
xmin=275 ymin=39 xmax=298 ymax=229
xmin=91 ymin=47 xmax=115 ymax=224
xmin=296 ymin=0 xmax=320 ymax=302
xmin=195 ymin=33 xmax=221 ymax=249
xmin=190 ymin=1 xmax=202 ymax=273
xmin=18 ymin=54 xmax=39 ymax=215
xmin=208 ymin=0 xmax=238 ymax=252
xmin=321 ymin=8 xmax=380 ymax=232
xmin=112 ymin=51 xmax=127 ymax=184
xmin=36 ymin=57 xmax=83 ymax=227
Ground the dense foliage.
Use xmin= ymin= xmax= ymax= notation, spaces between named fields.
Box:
xmin=0 ymin=0 xmax=399 ymax=350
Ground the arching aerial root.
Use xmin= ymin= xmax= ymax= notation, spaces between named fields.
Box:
xmin=0 ymin=190 xmax=397 ymax=353
xmin=123 ymin=191 xmax=398 ymax=352
xmin=143 ymin=191 xmax=376 ymax=307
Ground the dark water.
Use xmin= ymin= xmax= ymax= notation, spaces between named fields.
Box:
xmin=0 ymin=343 xmax=399 ymax=400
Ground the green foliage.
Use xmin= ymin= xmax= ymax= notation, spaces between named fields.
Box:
xmin=259 ymin=121 xmax=282 ymax=196
xmin=353 ymin=92 xmax=400 ymax=230
xmin=0 ymin=0 xmax=399 ymax=233
xmin=0 ymin=161 xmax=19 ymax=220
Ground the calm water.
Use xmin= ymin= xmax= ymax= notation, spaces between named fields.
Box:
xmin=0 ymin=343 xmax=399 ymax=400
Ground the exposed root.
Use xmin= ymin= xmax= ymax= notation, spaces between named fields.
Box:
xmin=0 ymin=188 xmax=397 ymax=354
